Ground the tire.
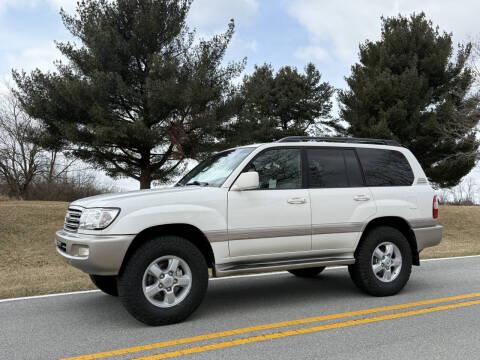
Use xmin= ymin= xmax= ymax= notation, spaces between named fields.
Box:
xmin=89 ymin=275 xmax=118 ymax=297
xmin=348 ymin=226 xmax=412 ymax=297
xmin=118 ymin=235 xmax=208 ymax=326
xmin=288 ymin=267 xmax=325 ymax=278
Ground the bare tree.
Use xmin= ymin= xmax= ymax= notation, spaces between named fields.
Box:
xmin=0 ymin=91 xmax=43 ymax=197
xmin=40 ymin=149 xmax=77 ymax=184
xmin=438 ymin=178 xmax=478 ymax=205
xmin=0 ymin=86 xmax=82 ymax=198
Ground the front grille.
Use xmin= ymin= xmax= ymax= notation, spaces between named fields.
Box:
xmin=64 ymin=206 xmax=83 ymax=232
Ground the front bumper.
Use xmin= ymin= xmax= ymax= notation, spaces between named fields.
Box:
xmin=55 ymin=230 xmax=135 ymax=275
xmin=413 ymin=225 xmax=443 ymax=252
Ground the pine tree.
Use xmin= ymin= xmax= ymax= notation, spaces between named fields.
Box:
xmin=14 ymin=0 xmax=244 ymax=189
xmin=339 ymin=13 xmax=479 ymax=187
xmin=223 ymin=63 xmax=334 ymax=146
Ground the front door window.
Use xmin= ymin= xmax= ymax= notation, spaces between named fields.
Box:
xmin=244 ymin=148 xmax=302 ymax=189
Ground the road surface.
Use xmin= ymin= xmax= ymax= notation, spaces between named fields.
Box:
xmin=1 ymin=256 xmax=480 ymax=360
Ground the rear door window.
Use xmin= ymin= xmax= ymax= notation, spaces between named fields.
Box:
xmin=306 ymin=148 xmax=350 ymax=188
xmin=344 ymin=149 xmax=364 ymax=187
xmin=356 ymin=148 xmax=414 ymax=186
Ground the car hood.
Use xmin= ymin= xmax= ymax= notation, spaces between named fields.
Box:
xmin=71 ymin=186 xmax=205 ymax=208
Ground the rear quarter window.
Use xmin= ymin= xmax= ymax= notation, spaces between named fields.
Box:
xmin=356 ymin=148 xmax=414 ymax=186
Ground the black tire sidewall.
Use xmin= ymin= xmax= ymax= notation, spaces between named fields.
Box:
xmin=118 ymin=235 xmax=208 ymax=325
xmin=351 ymin=226 xmax=412 ymax=296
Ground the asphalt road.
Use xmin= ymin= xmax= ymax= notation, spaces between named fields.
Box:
xmin=1 ymin=256 xmax=480 ymax=360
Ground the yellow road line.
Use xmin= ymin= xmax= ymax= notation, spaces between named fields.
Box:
xmin=131 ymin=299 xmax=480 ymax=360
xmin=60 ymin=292 xmax=480 ymax=360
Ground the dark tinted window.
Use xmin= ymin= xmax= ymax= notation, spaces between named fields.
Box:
xmin=307 ymin=148 xmax=348 ymax=188
xmin=357 ymin=148 xmax=414 ymax=186
xmin=245 ymin=148 xmax=302 ymax=189
xmin=344 ymin=150 xmax=364 ymax=187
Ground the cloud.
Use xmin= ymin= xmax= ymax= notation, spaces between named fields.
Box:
xmin=0 ymin=0 xmax=77 ymax=13
xmin=0 ymin=40 xmax=65 ymax=98
xmin=188 ymin=0 xmax=259 ymax=33
xmin=5 ymin=41 xmax=62 ymax=74
xmin=45 ymin=0 xmax=77 ymax=12
xmin=0 ymin=0 xmax=35 ymax=12
xmin=287 ymin=0 xmax=480 ymax=67
xmin=230 ymin=36 xmax=258 ymax=54
xmin=295 ymin=45 xmax=330 ymax=62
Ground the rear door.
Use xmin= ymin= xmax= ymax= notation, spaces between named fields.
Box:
xmin=228 ymin=147 xmax=311 ymax=260
xmin=356 ymin=148 xmax=417 ymax=220
xmin=307 ymin=147 xmax=376 ymax=254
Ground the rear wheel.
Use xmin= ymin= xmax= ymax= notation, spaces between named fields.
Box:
xmin=288 ymin=267 xmax=325 ymax=278
xmin=348 ymin=226 xmax=412 ymax=296
xmin=89 ymin=275 xmax=118 ymax=297
xmin=118 ymin=235 xmax=208 ymax=326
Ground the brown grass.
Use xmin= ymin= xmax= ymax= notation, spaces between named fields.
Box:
xmin=0 ymin=201 xmax=94 ymax=299
xmin=0 ymin=202 xmax=478 ymax=299
xmin=420 ymin=205 xmax=480 ymax=259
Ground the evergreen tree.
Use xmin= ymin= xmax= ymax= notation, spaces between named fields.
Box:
xmin=14 ymin=0 xmax=244 ymax=189
xmin=223 ymin=63 xmax=335 ymax=146
xmin=339 ymin=13 xmax=479 ymax=187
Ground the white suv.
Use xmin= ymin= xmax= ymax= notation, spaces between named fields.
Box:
xmin=56 ymin=136 xmax=442 ymax=325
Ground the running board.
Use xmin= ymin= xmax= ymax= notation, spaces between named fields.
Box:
xmin=214 ymin=257 xmax=355 ymax=278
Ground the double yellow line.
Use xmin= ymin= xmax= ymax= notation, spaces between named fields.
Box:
xmin=61 ymin=292 xmax=480 ymax=360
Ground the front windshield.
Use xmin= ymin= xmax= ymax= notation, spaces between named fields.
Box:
xmin=176 ymin=147 xmax=255 ymax=187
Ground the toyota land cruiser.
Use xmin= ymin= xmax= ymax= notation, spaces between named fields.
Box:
xmin=55 ymin=136 xmax=442 ymax=325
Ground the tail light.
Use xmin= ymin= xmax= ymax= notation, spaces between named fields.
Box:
xmin=433 ymin=195 xmax=439 ymax=219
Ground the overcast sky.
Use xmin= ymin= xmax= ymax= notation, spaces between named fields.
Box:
xmin=0 ymin=0 xmax=479 ymax=190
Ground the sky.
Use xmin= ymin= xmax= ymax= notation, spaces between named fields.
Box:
xmin=0 ymin=0 xmax=479 ymax=191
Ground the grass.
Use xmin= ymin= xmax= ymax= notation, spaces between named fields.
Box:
xmin=0 ymin=201 xmax=478 ymax=299
xmin=0 ymin=201 xmax=94 ymax=299
xmin=420 ymin=205 xmax=480 ymax=259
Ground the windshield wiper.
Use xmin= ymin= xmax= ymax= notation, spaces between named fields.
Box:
xmin=185 ymin=181 xmax=209 ymax=186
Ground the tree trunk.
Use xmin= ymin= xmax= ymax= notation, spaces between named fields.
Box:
xmin=139 ymin=167 xmax=151 ymax=189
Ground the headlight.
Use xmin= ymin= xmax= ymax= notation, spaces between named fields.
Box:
xmin=78 ymin=208 xmax=120 ymax=230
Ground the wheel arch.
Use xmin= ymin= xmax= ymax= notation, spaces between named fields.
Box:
xmin=359 ymin=216 xmax=419 ymax=266
xmin=119 ymin=223 xmax=216 ymax=275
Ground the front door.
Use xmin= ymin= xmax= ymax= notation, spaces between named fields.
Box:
xmin=228 ymin=148 xmax=311 ymax=261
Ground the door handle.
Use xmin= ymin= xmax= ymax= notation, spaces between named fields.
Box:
xmin=287 ymin=197 xmax=307 ymax=204
xmin=353 ymin=194 xmax=370 ymax=201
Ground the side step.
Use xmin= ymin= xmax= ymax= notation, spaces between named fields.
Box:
xmin=214 ymin=256 xmax=355 ymax=278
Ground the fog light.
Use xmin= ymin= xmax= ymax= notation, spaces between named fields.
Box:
xmin=78 ymin=246 xmax=89 ymax=257
xmin=73 ymin=245 xmax=89 ymax=257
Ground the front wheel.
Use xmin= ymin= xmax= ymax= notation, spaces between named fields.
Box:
xmin=348 ymin=226 xmax=412 ymax=296
xmin=118 ymin=235 xmax=208 ymax=326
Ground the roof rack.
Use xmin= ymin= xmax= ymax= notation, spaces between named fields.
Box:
xmin=276 ymin=136 xmax=400 ymax=146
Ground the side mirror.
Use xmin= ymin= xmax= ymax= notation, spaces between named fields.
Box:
xmin=231 ymin=171 xmax=259 ymax=191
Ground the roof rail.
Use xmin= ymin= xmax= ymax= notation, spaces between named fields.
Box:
xmin=276 ymin=136 xmax=400 ymax=146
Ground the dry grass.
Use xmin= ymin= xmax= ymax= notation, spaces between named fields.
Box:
xmin=420 ymin=205 xmax=480 ymax=259
xmin=0 ymin=201 xmax=94 ymax=299
xmin=0 ymin=194 xmax=13 ymax=201
xmin=0 ymin=202 xmax=478 ymax=299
